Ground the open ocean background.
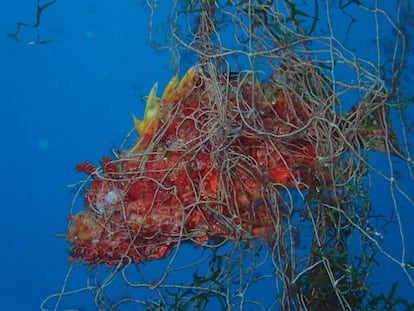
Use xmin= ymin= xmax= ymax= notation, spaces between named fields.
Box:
xmin=0 ymin=1 xmax=413 ymax=310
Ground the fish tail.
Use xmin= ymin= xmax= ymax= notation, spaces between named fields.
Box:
xmin=351 ymin=103 xmax=402 ymax=157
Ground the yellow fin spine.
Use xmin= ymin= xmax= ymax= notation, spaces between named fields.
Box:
xmin=161 ymin=67 xmax=196 ymax=103
xmin=177 ymin=67 xmax=196 ymax=91
xmin=134 ymin=83 xmax=159 ymax=137
xmin=162 ymin=76 xmax=179 ymax=101
xmin=133 ymin=67 xmax=197 ymax=137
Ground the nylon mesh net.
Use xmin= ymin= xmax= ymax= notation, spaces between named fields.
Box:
xmin=41 ymin=1 xmax=414 ymax=310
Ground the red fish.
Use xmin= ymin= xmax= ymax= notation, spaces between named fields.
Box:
xmin=66 ymin=67 xmax=400 ymax=265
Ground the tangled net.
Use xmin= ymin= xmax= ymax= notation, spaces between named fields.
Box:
xmin=41 ymin=1 xmax=414 ymax=310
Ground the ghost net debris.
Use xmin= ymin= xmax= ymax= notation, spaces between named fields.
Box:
xmin=42 ymin=1 xmax=414 ymax=310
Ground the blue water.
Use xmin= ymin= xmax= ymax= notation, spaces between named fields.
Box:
xmin=0 ymin=1 xmax=412 ymax=310
xmin=0 ymin=1 xmax=170 ymax=309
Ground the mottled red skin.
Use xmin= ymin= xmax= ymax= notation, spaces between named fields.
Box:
xmin=67 ymin=75 xmax=319 ymax=265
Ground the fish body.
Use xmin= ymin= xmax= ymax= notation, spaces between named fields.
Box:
xmin=67 ymin=67 xmax=399 ymax=265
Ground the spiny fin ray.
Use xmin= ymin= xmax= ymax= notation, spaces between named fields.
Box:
xmin=134 ymin=83 xmax=159 ymax=137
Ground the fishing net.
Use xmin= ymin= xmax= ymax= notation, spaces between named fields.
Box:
xmin=38 ymin=1 xmax=413 ymax=310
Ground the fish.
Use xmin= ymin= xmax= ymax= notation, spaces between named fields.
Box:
xmin=66 ymin=66 xmax=400 ymax=265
